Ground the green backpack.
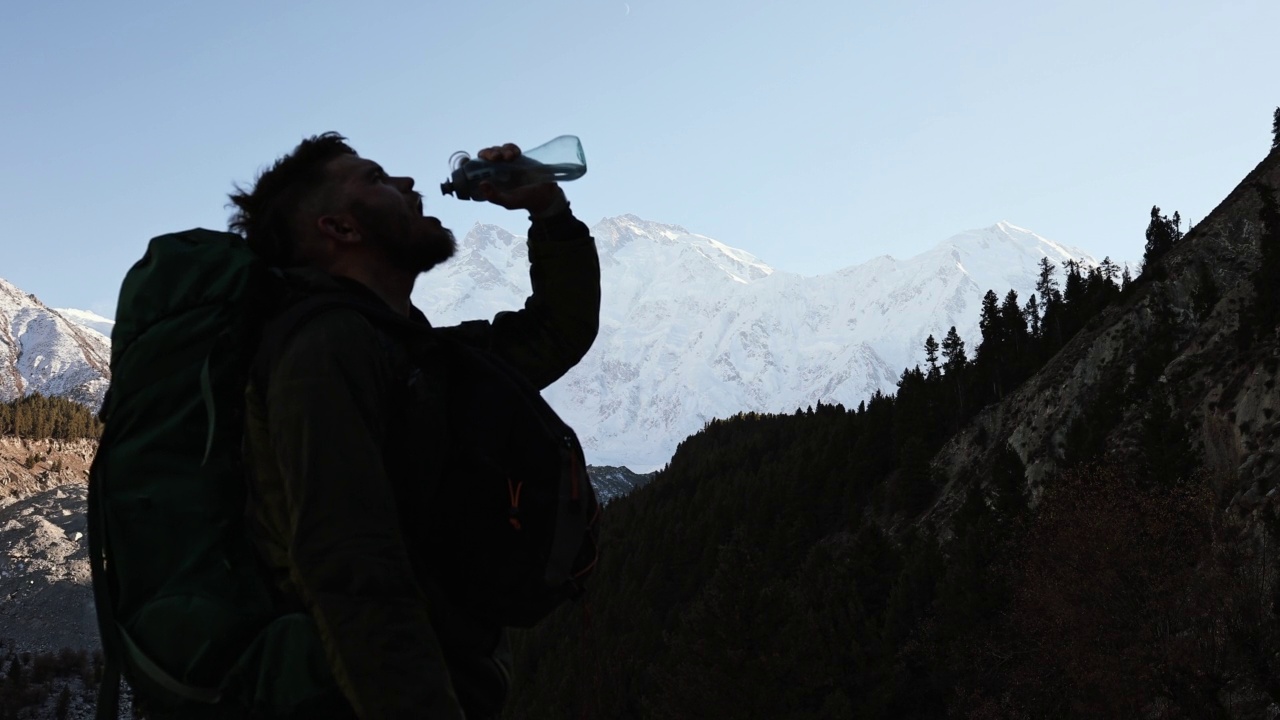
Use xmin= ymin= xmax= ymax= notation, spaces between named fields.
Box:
xmin=88 ymin=229 xmax=350 ymax=720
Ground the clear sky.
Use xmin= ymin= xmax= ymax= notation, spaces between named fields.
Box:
xmin=3 ymin=0 xmax=1278 ymax=317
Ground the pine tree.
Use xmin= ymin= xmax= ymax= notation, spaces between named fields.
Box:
xmin=1099 ymin=256 xmax=1118 ymax=282
xmin=1037 ymin=257 xmax=1064 ymax=350
xmin=1035 ymin=257 xmax=1060 ymax=307
xmin=941 ymin=326 xmax=966 ymax=375
xmin=976 ymin=289 xmax=1012 ymax=400
xmin=1062 ymin=259 xmax=1085 ymax=306
xmin=1000 ymin=289 xmax=1029 ymax=368
xmin=940 ymin=326 xmax=968 ymax=428
xmin=977 ymin=290 xmax=1003 ymax=359
xmin=1273 ymin=106 xmax=1280 ymax=149
xmin=1142 ymin=205 xmax=1181 ymax=276
xmin=1024 ymin=293 xmax=1041 ymax=341
xmin=923 ymin=334 xmax=941 ymax=380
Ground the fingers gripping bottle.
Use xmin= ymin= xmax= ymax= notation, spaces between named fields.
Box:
xmin=440 ymin=135 xmax=587 ymax=201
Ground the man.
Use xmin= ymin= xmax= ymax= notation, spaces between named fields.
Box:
xmin=229 ymin=133 xmax=601 ymax=719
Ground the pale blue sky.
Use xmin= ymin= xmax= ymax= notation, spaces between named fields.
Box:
xmin=3 ymin=0 xmax=1277 ymax=317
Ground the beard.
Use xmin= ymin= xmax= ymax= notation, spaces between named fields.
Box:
xmin=352 ymin=200 xmax=457 ymax=274
xmin=393 ymin=221 xmax=457 ymax=273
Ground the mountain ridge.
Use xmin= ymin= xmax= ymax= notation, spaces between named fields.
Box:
xmin=14 ymin=216 xmax=1121 ymax=474
xmin=417 ymin=216 xmax=1114 ymax=470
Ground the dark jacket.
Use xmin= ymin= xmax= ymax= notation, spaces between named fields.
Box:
xmin=243 ymin=208 xmax=600 ymax=719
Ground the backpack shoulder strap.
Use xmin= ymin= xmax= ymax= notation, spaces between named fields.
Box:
xmin=88 ymin=444 xmax=122 ymax=720
xmin=250 ymin=292 xmax=432 ymax=393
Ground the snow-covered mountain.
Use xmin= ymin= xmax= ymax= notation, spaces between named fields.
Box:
xmin=5 ymin=215 xmax=1106 ymax=471
xmin=0 ymin=279 xmax=111 ymax=409
xmin=414 ymin=216 xmax=1107 ymax=472
xmin=53 ymin=308 xmax=114 ymax=340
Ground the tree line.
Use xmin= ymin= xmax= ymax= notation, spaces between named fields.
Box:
xmin=0 ymin=393 xmax=102 ymax=439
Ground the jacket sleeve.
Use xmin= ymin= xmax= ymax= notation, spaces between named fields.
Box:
xmin=438 ymin=205 xmax=601 ymax=390
xmin=264 ymin=308 xmax=464 ymax=720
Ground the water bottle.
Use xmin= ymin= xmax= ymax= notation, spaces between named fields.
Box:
xmin=440 ymin=135 xmax=587 ymax=201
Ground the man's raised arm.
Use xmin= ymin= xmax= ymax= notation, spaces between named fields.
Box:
xmin=435 ymin=143 xmax=601 ymax=389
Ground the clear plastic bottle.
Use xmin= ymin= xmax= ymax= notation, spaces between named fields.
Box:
xmin=440 ymin=135 xmax=587 ymax=201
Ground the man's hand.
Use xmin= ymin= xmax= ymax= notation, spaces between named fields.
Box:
xmin=476 ymin=143 xmax=568 ymax=217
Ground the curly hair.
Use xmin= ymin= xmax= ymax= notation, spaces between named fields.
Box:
xmin=227 ymin=132 xmax=356 ymax=265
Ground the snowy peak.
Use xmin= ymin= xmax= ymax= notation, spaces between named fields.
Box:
xmin=462 ymin=222 xmax=523 ymax=251
xmin=593 ymin=214 xmax=693 ymax=250
xmin=591 ymin=214 xmax=773 ymax=286
xmin=53 ymin=308 xmax=114 ymax=340
xmin=940 ymin=221 xmax=1091 ymax=264
xmin=451 ymin=224 xmax=529 ymax=288
xmin=910 ymin=222 xmax=1100 ymax=304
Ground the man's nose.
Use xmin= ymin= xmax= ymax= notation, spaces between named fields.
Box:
xmin=393 ymin=176 xmax=415 ymax=192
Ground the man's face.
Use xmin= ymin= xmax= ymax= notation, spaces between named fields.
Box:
xmin=326 ymin=154 xmax=456 ymax=273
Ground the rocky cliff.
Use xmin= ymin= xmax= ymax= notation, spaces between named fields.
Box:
xmin=931 ymin=147 xmax=1280 ymax=527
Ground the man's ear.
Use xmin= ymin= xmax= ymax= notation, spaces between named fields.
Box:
xmin=317 ymin=214 xmax=361 ymax=246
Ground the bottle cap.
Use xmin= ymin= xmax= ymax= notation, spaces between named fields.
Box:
xmin=441 ymin=168 xmax=477 ymax=200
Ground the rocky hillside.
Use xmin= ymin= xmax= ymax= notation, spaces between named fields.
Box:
xmin=588 ymin=465 xmax=656 ymax=504
xmin=930 ymin=147 xmax=1280 ymax=520
xmin=0 ymin=438 xmax=100 ymax=655
xmin=0 ymin=438 xmax=120 ymax=720
xmin=0 ymin=438 xmax=96 ymax=507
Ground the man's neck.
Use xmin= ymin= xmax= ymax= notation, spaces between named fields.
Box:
xmin=328 ymin=265 xmax=415 ymax=317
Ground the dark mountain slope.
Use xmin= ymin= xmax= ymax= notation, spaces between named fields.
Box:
xmin=504 ymin=147 xmax=1280 ymax=719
